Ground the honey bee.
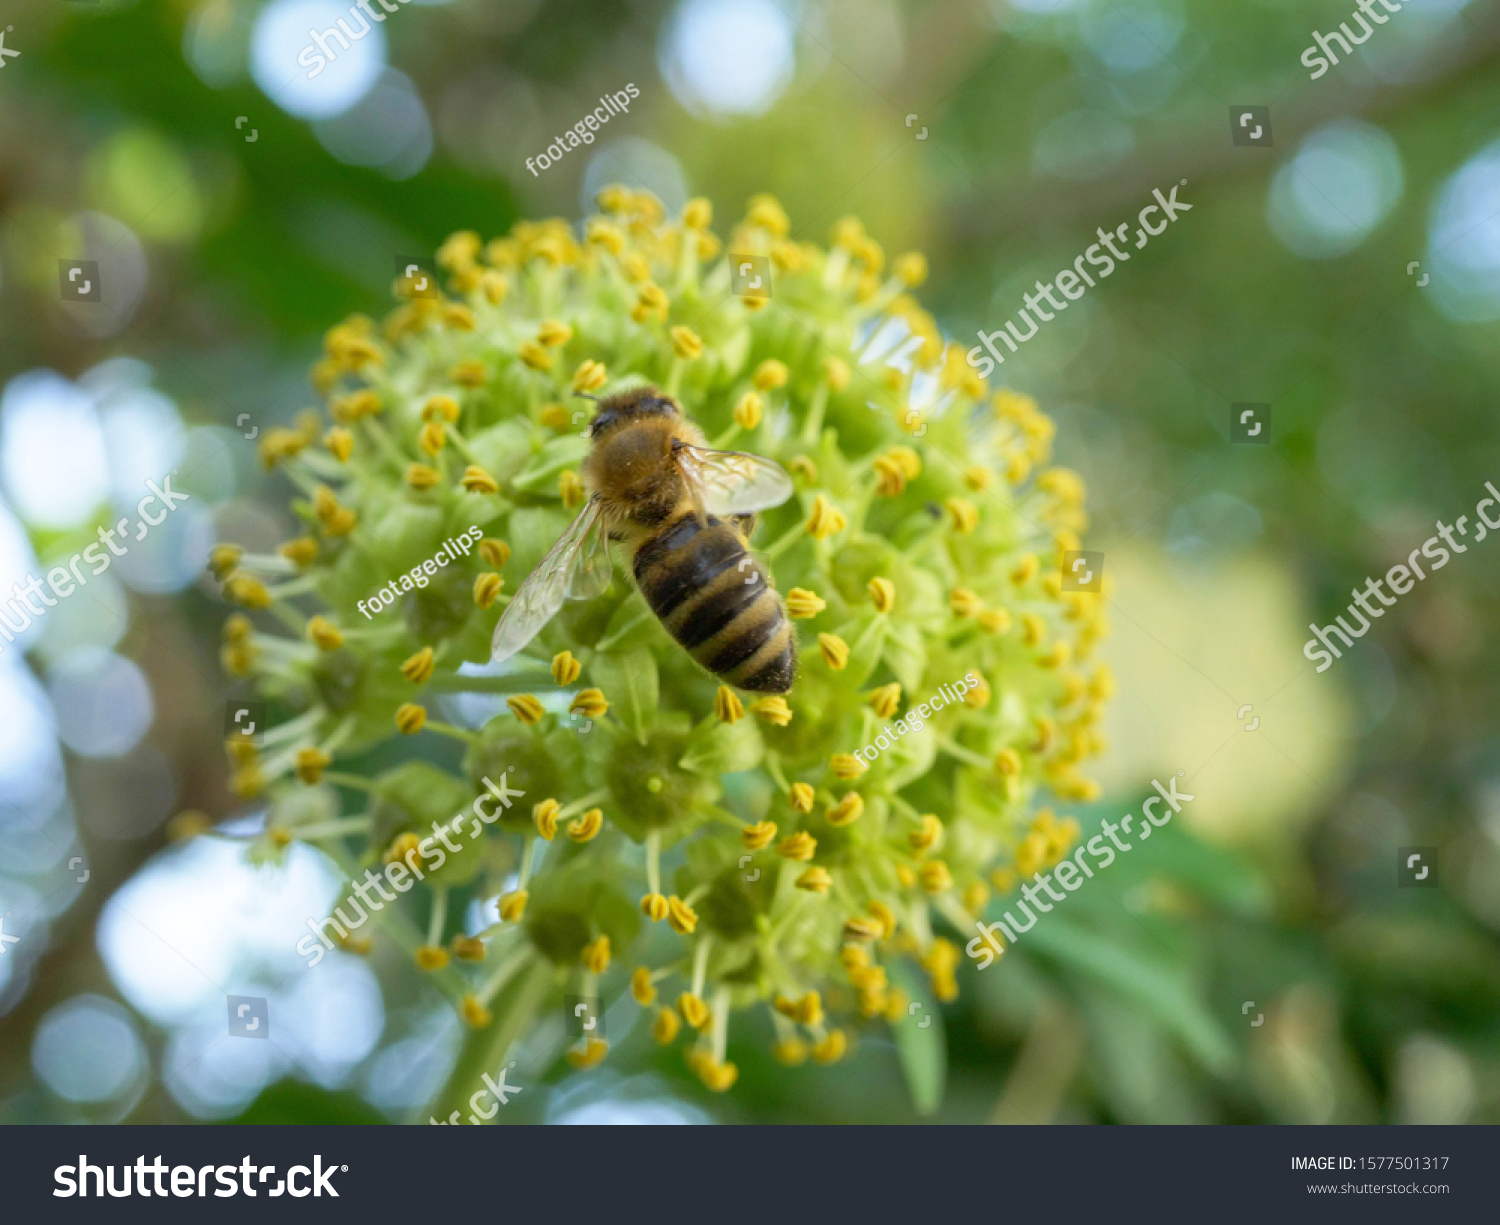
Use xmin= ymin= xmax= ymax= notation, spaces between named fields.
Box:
xmin=490 ymin=385 xmax=799 ymax=693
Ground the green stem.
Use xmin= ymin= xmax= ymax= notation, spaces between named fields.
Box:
xmin=426 ymin=670 xmax=554 ymax=694
xmin=295 ymin=817 xmax=372 ymax=840
xmin=426 ymin=957 xmax=553 ymax=1124
xmin=426 ymin=720 xmax=480 ymax=746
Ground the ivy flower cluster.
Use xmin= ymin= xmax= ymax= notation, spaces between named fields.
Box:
xmin=205 ymin=187 xmax=1110 ymax=1102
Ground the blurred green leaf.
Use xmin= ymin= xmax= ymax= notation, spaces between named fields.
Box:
xmin=888 ymin=961 xmax=946 ymax=1116
xmin=591 ymin=648 xmax=658 ymax=743
xmin=1022 ymin=917 xmax=1235 ymax=1076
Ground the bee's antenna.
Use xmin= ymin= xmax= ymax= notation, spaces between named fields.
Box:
xmin=574 ymin=391 xmax=600 ymax=402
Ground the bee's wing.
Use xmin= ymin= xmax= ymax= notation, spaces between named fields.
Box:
xmin=675 ymin=444 xmax=794 ymax=516
xmin=490 ymin=497 xmax=609 ymax=664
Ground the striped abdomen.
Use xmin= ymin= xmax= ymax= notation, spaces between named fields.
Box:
xmin=632 ymin=515 xmax=796 ymax=694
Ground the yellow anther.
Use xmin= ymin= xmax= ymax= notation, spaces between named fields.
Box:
xmin=279 ymin=537 xmax=319 ymax=568
xmin=401 ymin=647 xmax=436 ymax=684
xmin=832 ymin=755 xmax=868 ymax=782
xmin=477 ymin=538 xmax=510 ymax=569
xmin=224 ymin=574 xmax=271 ymax=609
xmin=979 ymin=607 xmax=1012 ymax=635
xmin=1038 ymin=641 xmax=1070 ymax=669
xmin=451 ymin=359 xmax=489 ymax=387
xmin=452 ymin=936 xmax=486 ymax=963
xmin=666 ymin=895 xmax=699 ymax=935
xmin=560 ymin=469 xmax=585 ymax=508
xmin=406 ymin=463 xmax=441 ymax=491
xmin=741 ymin=820 xmax=777 ymax=851
xmin=908 ymin=813 xmax=942 ymax=852
xmin=919 ymin=859 xmax=953 ymax=894
xmin=714 ymin=685 xmax=745 ymax=723
xmin=682 ymin=197 xmax=712 ymax=229
xmin=677 ymin=993 xmax=711 ymax=1030
xmin=945 ymin=497 xmax=979 ymax=533
xmin=581 ymin=934 xmax=611 ymax=974
xmin=750 ymin=696 xmax=792 ymax=726
xmin=817 ymin=633 xmax=849 ymax=671
xmin=811 ymin=1029 xmax=847 ymax=1064
xmin=395 ymin=703 xmax=427 ymax=735
xmin=950 ymin=587 xmax=982 ymax=617
xmin=796 ymin=866 xmax=832 ymax=892
xmin=323 ymin=427 xmax=354 ymax=462
xmin=844 ymin=915 xmax=884 ymax=943
xmin=498 ymin=890 xmax=528 ymax=923
xmin=532 ymin=798 xmax=560 ymax=840
xmin=418 ymin=421 xmax=446 ymax=456
xmin=651 ymin=1007 xmax=681 ymax=1044
xmin=631 ymin=967 xmax=656 ymax=1006
xmin=867 ymin=900 xmax=896 ymax=939
xmin=873 ymin=455 xmax=907 ymax=497
xmin=869 ymin=683 xmax=901 ymax=718
xmin=778 ymin=831 xmax=817 ymax=861
xmin=752 ymin=359 xmax=788 ymax=391
xmin=888 ymin=446 xmax=921 ymax=479
xmin=670 ymin=326 xmax=703 ymax=360
xmin=473 ymin=572 xmax=504 ymax=609
xmin=640 ymin=892 xmax=670 ymax=922
xmin=788 ymin=783 xmax=815 ymax=814
xmin=826 ymin=792 xmax=864 ymax=826
xmin=566 ymin=1038 xmax=609 ymax=1070
xmin=572 ymin=359 xmax=608 ymax=393
xmin=461 ymin=465 xmax=500 ymax=494
xmin=789 ymin=455 xmax=818 ymax=483
xmin=551 ymin=651 xmax=581 ymax=686
xmin=507 ymin=694 xmax=545 ymax=725
xmin=570 ymin=688 xmax=608 ymax=719
xmin=995 ymin=747 xmax=1022 ymax=776
xmin=786 ymin=587 xmax=826 ymax=619
xmin=772 ymin=1039 xmax=808 ymax=1065
xmin=821 ymin=355 xmax=851 ymax=392
xmin=415 ymin=945 xmax=449 ymax=971
xmin=893 ymin=251 xmax=928 ymax=286
xmin=518 ymin=340 xmax=552 ymax=371
xmin=295 ymin=747 xmax=332 ymax=784
xmin=1020 ymin=611 xmax=1046 ymax=647
xmin=538 ymin=319 xmax=573 ymax=348
xmin=746 ymin=194 xmax=790 ymax=235
xmin=307 ymin=616 xmax=343 ymax=651
xmin=805 ymin=494 xmax=847 ymax=540
xmin=733 ymin=392 xmax=763 ymax=430
xmin=423 ymin=394 xmax=461 ymax=423
xmin=384 ymin=832 xmax=421 ymax=865
xmin=481 ymin=270 xmax=508 ymax=303
xmin=868 ymin=576 xmax=895 ymax=613
xmin=965 ymin=675 xmax=992 ymax=709
xmin=568 ymin=808 xmax=603 ymax=843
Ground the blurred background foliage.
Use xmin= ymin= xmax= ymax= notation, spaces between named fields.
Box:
xmin=2 ymin=0 xmax=1500 ymax=1124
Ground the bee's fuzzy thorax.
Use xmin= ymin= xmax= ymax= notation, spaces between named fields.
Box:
xmin=584 ymin=406 xmax=706 ymax=528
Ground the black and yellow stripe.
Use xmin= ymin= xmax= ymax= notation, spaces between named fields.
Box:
xmin=632 ymin=515 xmax=796 ymax=694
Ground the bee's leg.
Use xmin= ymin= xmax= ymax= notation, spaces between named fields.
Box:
xmin=732 ymin=513 xmax=759 ymax=540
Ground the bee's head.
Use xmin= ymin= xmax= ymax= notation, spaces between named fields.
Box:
xmin=584 ymin=385 xmax=680 ymax=440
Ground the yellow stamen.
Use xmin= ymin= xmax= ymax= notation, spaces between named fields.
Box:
xmin=818 ymin=633 xmax=849 ymax=670
xmin=741 ymin=820 xmax=777 ymax=851
xmin=401 ymin=647 xmax=436 ymax=684
xmin=786 ymin=588 xmax=826 ymax=619
xmin=507 ymin=694 xmax=544 ymax=724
